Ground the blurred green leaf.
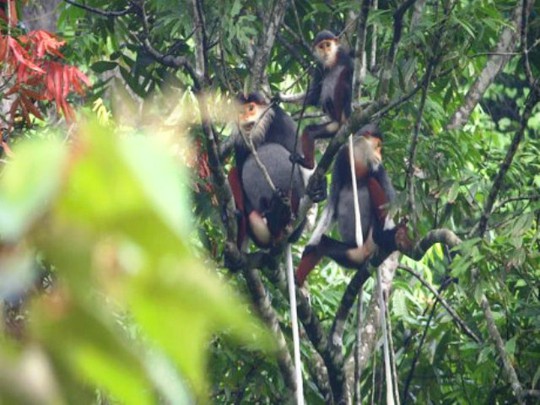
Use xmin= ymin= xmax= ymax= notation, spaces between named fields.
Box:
xmin=0 ymin=139 xmax=67 ymax=241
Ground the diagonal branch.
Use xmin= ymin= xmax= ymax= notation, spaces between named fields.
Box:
xmin=377 ymin=0 xmax=418 ymax=100
xmin=242 ymin=266 xmax=297 ymax=398
xmin=447 ymin=0 xmax=533 ymax=130
xmin=398 ymin=265 xmax=481 ymax=343
xmin=472 ymin=86 xmax=540 ymax=239
xmin=249 ymin=0 xmax=289 ymax=91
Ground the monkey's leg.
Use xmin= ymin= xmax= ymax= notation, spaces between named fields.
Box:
xmin=265 ymin=189 xmax=292 ymax=242
xmin=296 ymin=243 xmax=325 ymax=286
xmin=322 ymin=234 xmax=376 ymax=269
xmin=291 ymin=121 xmax=341 ymax=170
xmin=296 ymin=235 xmax=376 ymax=286
xmin=247 ymin=210 xmax=272 ymax=248
xmin=228 ymin=167 xmax=248 ymax=249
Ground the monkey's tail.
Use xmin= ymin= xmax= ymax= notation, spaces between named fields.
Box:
xmin=286 ymin=243 xmax=305 ymax=405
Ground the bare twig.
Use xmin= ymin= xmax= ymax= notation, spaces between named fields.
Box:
xmin=63 ymin=0 xmax=133 ymax=16
xmin=398 ymin=265 xmax=482 ymax=343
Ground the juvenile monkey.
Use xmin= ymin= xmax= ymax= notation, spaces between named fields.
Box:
xmin=292 ymin=30 xmax=353 ymax=170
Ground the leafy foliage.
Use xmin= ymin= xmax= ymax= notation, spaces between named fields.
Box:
xmin=1 ymin=0 xmax=539 ymax=403
xmin=0 ymin=120 xmax=272 ymax=403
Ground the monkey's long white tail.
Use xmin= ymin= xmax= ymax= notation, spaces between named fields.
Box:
xmin=378 ymin=268 xmax=395 ymax=405
xmin=348 ymin=135 xmax=363 ymax=247
xmin=286 ymin=244 xmax=304 ymax=405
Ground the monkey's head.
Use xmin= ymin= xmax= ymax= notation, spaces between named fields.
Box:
xmin=313 ymin=30 xmax=339 ymax=68
xmin=235 ymin=92 xmax=274 ymax=146
xmin=353 ymin=124 xmax=383 ymax=171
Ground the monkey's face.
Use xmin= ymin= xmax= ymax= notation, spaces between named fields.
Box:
xmin=352 ymin=135 xmax=382 ymax=175
xmin=315 ymin=39 xmax=339 ymax=68
xmin=238 ymin=102 xmax=266 ymax=137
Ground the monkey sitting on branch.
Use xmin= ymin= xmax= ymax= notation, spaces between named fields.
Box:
xmin=291 ymin=30 xmax=354 ymax=171
xmin=296 ymin=124 xmax=412 ymax=286
xmin=223 ymin=92 xmax=320 ymax=249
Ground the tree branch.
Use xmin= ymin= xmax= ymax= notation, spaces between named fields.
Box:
xmin=480 ymin=296 xmax=524 ymax=404
xmin=63 ymin=0 xmax=133 ymax=16
xmin=472 ymin=86 xmax=539 ymax=238
xmin=190 ymin=0 xmax=209 ymax=84
xmin=403 ymin=228 xmax=462 ymax=260
xmin=344 ymin=253 xmax=400 ymax=381
xmin=447 ymin=1 xmax=532 ymax=130
xmin=377 ymin=0 xmax=418 ymax=100
xmin=352 ymin=0 xmax=371 ymax=101
xmin=249 ymin=0 xmax=289 ymax=92
xmin=398 ymin=265 xmax=482 ymax=343
xmin=242 ymin=266 xmax=297 ymax=397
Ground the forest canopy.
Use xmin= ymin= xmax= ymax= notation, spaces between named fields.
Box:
xmin=0 ymin=0 xmax=539 ymax=404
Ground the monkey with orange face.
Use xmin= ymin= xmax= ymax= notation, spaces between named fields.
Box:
xmin=292 ymin=30 xmax=354 ymax=170
xmin=296 ymin=124 xmax=412 ymax=286
xmin=226 ymin=93 xmax=314 ymax=249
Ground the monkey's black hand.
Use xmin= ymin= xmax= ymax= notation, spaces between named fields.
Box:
xmin=223 ymin=242 xmax=245 ymax=272
xmin=289 ymin=151 xmax=306 ymax=167
xmin=307 ymin=172 xmax=327 ymax=202
xmin=266 ymin=189 xmax=291 ymax=237
xmin=270 ymin=93 xmax=282 ymax=105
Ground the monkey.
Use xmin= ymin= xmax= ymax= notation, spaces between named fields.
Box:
xmin=241 ymin=142 xmax=306 ymax=248
xmin=223 ymin=92 xmax=317 ymax=249
xmin=295 ymin=124 xmax=412 ymax=286
xmin=291 ymin=30 xmax=353 ymax=170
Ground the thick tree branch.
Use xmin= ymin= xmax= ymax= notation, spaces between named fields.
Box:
xmin=190 ymin=0 xmax=209 ymax=84
xmin=242 ymin=267 xmax=297 ymax=397
xmin=344 ymin=253 xmax=400 ymax=382
xmin=480 ymin=296 xmax=524 ymax=404
xmin=377 ymin=0 xmax=418 ymax=100
xmin=404 ymin=228 xmax=462 ymax=260
xmin=447 ymin=1 xmax=532 ymax=130
xmin=327 ymin=264 xmax=371 ymax=402
xmin=249 ymin=0 xmax=289 ymax=91
xmin=352 ymin=0 xmax=371 ymax=101
xmin=306 ymin=347 xmax=334 ymax=404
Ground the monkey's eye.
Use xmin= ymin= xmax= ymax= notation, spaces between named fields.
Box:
xmin=247 ymin=103 xmax=255 ymax=112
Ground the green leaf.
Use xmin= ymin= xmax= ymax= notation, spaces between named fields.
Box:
xmin=91 ymin=61 xmax=118 ymax=73
xmin=0 ymin=139 xmax=67 ymax=241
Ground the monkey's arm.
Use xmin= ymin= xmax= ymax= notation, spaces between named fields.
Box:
xmin=305 ymin=67 xmax=323 ymax=106
xmin=219 ymin=135 xmax=235 ymax=161
xmin=296 ymin=234 xmax=376 ymax=286
xmin=368 ymin=164 xmax=396 ymax=222
xmin=227 ymin=167 xmax=248 ymax=249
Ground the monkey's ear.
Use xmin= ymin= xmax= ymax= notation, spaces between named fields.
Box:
xmin=236 ymin=93 xmax=248 ymax=104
